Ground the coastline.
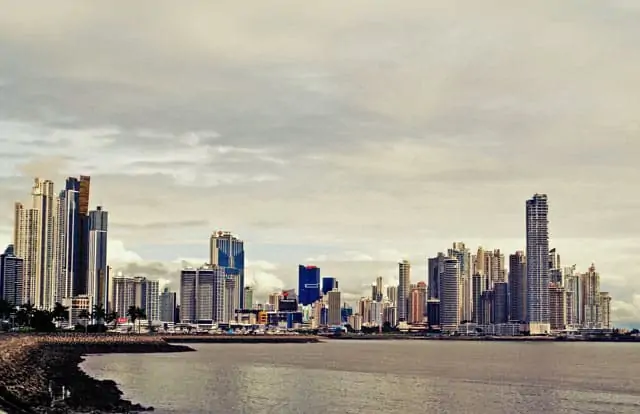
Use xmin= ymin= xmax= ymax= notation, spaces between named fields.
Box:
xmin=161 ymin=334 xmax=322 ymax=344
xmin=325 ymin=334 xmax=640 ymax=342
xmin=0 ymin=334 xmax=193 ymax=413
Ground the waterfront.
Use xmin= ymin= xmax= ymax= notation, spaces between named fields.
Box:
xmin=82 ymin=340 xmax=640 ymax=413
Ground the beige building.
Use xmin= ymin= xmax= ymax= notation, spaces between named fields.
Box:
xmin=327 ymin=289 xmax=341 ymax=325
xmin=582 ymin=264 xmax=600 ymax=328
xmin=549 ymin=282 xmax=566 ymax=331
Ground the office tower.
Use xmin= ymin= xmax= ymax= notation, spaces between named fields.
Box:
xmin=327 ymin=289 xmax=341 ymax=325
xmin=54 ymin=177 xmax=81 ymax=303
xmin=87 ymin=206 xmax=109 ymax=311
xmin=473 ymin=247 xmax=485 ymax=276
xmin=549 ymin=248 xmax=562 ymax=285
xmin=582 ymin=264 xmax=600 ymax=328
xmin=508 ymin=251 xmax=527 ymax=322
xmin=493 ymin=282 xmax=509 ymax=324
xmin=479 ymin=290 xmax=493 ymax=325
xmin=440 ymin=257 xmax=460 ymax=332
xmin=357 ymin=297 xmax=372 ymax=325
xmin=564 ymin=267 xmax=581 ymax=327
xmin=471 ymin=273 xmax=484 ymax=323
xmin=599 ymin=292 xmax=611 ymax=329
xmin=223 ymin=275 xmax=239 ymax=323
xmin=526 ymin=193 xmax=550 ymax=334
xmin=386 ymin=285 xmax=398 ymax=305
xmin=298 ymin=265 xmax=321 ymax=305
xmin=159 ymin=287 xmax=177 ymax=322
xmin=489 ymin=249 xmax=506 ymax=287
xmin=374 ymin=276 xmax=384 ymax=301
xmin=111 ymin=275 xmax=160 ymax=321
xmin=321 ymin=277 xmax=337 ymax=296
xmin=397 ymin=260 xmax=411 ymax=321
xmin=180 ymin=265 xmax=225 ymax=324
xmin=74 ymin=176 xmax=91 ymax=296
xmin=0 ymin=245 xmax=23 ymax=305
xmin=448 ymin=243 xmax=472 ymax=321
xmin=409 ymin=281 xmax=426 ymax=324
xmin=427 ymin=253 xmax=445 ymax=300
xmin=370 ymin=300 xmax=384 ymax=326
xmin=243 ymin=286 xmax=254 ymax=309
xmin=209 ymin=231 xmax=245 ymax=308
xmin=549 ymin=282 xmax=566 ymax=331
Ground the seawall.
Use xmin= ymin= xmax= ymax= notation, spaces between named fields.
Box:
xmin=0 ymin=334 xmax=194 ymax=413
xmin=161 ymin=334 xmax=322 ymax=344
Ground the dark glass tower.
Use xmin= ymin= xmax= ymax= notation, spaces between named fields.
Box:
xmin=209 ymin=231 xmax=245 ymax=308
xmin=298 ymin=265 xmax=320 ymax=306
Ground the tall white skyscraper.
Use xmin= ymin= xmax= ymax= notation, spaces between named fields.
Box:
xmin=14 ymin=202 xmax=39 ymax=306
xmin=87 ymin=206 xmax=109 ymax=310
xmin=448 ymin=243 xmax=472 ymax=322
xmin=526 ymin=193 xmax=550 ymax=334
xmin=397 ymin=260 xmax=411 ymax=322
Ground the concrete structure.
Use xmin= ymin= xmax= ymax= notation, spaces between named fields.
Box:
xmin=180 ymin=265 xmax=225 ymax=324
xmin=448 ymin=243 xmax=472 ymax=322
xmin=599 ymin=292 xmax=611 ymax=329
xmin=549 ymin=283 xmax=566 ymax=331
xmin=112 ymin=275 xmax=160 ymax=322
xmin=440 ymin=257 xmax=460 ymax=332
xmin=582 ymin=264 xmax=601 ymax=328
xmin=493 ymin=282 xmax=509 ymax=324
xmin=298 ymin=265 xmax=321 ymax=306
xmin=526 ymin=194 xmax=551 ymax=334
xmin=398 ymin=260 xmax=411 ymax=321
xmin=243 ymin=286 xmax=253 ymax=309
xmin=409 ymin=281 xmax=426 ymax=324
xmin=508 ymin=251 xmax=527 ymax=322
xmin=87 ymin=206 xmax=109 ymax=311
xmin=0 ymin=244 xmax=23 ymax=305
xmin=209 ymin=231 xmax=245 ymax=308
xmin=54 ymin=177 xmax=81 ymax=305
xmin=159 ymin=287 xmax=177 ymax=322
xmin=327 ymin=289 xmax=341 ymax=325
xmin=427 ymin=253 xmax=445 ymax=300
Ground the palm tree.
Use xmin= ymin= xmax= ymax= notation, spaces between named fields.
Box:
xmin=127 ymin=306 xmax=146 ymax=334
xmin=92 ymin=304 xmax=106 ymax=326
xmin=78 ymin=309 xmax=90 ymax=333
xmin=52 ymin=302 xmax=69 ymax=328
xmin=0 ymin=299 xmax=13 ymax=320
xmin=19 ymin=302 xmax=35 ymax=328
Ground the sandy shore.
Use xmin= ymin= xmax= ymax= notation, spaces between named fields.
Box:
xmin=0 ymin=334 xmax=193 ymax=413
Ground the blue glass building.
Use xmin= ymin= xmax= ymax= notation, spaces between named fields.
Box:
xmin=298 ymin=265 xmax=321 ymax=305
xmin=321 ymin=277 xmax=337 ymax=295
xmin=210 ymin=231 xmax=245 ymax=308
xmin=0 ymin=244 xmax=23 ymax=305
xmin=56 ymin=177 xmax=81 ymax=301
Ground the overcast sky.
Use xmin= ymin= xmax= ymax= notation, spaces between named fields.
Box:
xmin=1 ymin=1 xmax=639 ymax=325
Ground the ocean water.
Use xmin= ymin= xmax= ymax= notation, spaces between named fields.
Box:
xmin=81 ymin=341 xmax=640 ymax=413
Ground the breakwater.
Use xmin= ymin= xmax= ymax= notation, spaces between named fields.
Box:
xmin=161 ymin=334 xmax=322 ymax=344
xmin=0 ymin=334 xmax=193 ymax=413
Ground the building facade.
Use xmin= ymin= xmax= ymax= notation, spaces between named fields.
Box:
xmin=0 ymin=244 xmax=23 ymax=305
xmin=398 ymin=260 xmax=411 ymax=322
xmin=526 ymin=194 xmax=550 ymax=334
xmin=298 ymin=265 xmax=321 ymax=306
xmin=440 ymin=257 xmax=460 ymax=332
xmin=180 ymin=266 xmax=225 ymax=324
xmin=209 ymin=231 xmax=245 ymax=308
xmin=87 ymin=206 xmax=109 ymax=311
xmin=159 ymin=287 xmax=177 ymax=323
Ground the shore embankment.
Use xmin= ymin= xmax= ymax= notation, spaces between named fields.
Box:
xmin=161 ymin=334 xmax=322 ymax=344
xmin=0 ymin=334 xmax=193 ymax=413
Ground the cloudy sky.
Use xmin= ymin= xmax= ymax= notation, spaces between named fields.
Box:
xmin=1 ymin=1 xmax=639 ymax=325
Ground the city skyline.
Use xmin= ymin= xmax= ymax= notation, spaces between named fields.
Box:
xmin=1 ymin=2 xmax=640 ymax=327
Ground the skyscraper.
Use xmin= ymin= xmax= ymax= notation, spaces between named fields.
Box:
xmin=180 ymin=265 xmax=225 ymax=324
xmin=409 ymin=281 xmax=426 ymax=324
xmin=54 ymin=177 xmax=81 ymax=304
xmin=0 ymin=244 xmax=23 ymax=305
xmin=582 ymin=264 xmax=600 ymax=328
xmin=526 ymin=193 xmax=550 ymax=334
xmin=427 ymin=253 xmax=444 ymax=300
xmin=243 ymin=286 xmax=254 ymax=309
xmin=159 ymin=287 xmax=177 ymax=323
xmin=14 ymin=178 xmax=56 ymax=308
xmin=111 ymin=275 xmax=159 ymax=321
xmin=87 ymin=206 xmax=109 ymax=310
xmin=448 ymin=243 xmax=472 ymax=322
xmin=440 ymin=257 xmax=460 ymax=332
xmin=508 ymin=251 xmax=526 ymax=322
xmin=321 ymin=277 xmax=337 ymax=296
xmin=76 ymin=176 xmax=91 ymax=296
xmin=209 ymin=231 xmax=245 ymax=308
xmin=398 ymin=260 xmax=411 ymax=322
xmin=298 ymin=265 xmax=321 ymax=305
xmin=327 ymin=289 xmax=341 ymax=326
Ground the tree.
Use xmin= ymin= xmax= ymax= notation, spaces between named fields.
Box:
xmin=16 ymin=302 xmax=35 ymax=328
xmin=0 ymin=299 xmax=13 ymax=320
xmin=52 ymin=302 xmax=69 ymax=327
xmin=92 ymin=304 xmax=106 ymax=326
xmin=127 ymin=306 xmax=147 ymax=333
xmin=78 ymin=309 xmax=90 ymax=333
xmin=106 ymin=311 xmax=119 ymax=329
xmin=30 ymin=310 xmax=55 ymax=332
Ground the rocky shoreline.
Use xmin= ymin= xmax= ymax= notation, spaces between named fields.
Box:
xmin=0 ymin=334 xmax=194 ymax=413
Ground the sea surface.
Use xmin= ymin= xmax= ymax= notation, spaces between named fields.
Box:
xmin=81 ymin=341 xmax=640 ymax=413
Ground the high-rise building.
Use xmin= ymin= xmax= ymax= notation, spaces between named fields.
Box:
xmin=493 ymin=282 xmax=509 ymax=324
xmin=159 ymin=287 xmax=177 ymax=323
xmin=374 ymin=276 xmax=384 ymax=302
xmin=321 ymin=277 xmax=337 ymax=296
xmin=526 ymin=193 xmax=550 ymax=334
xmin=471 ymin=273 xmax=484 ymax=323
xmin=398 ymin=260 xmax=411 ymax=321
xmin=327 ymin=289 xmax=341 ymax=326
xmin=209 ymin=231 xmax=245 ymax=308
xmin=298 ymin=265 xmax=321 ymax=305
xmin=243 ymin=286 xmax=254 ymax=309
xmin=223 ymin=274 xmax=239 ymax=323
xmin=448 ymin=243 xmax=472 ymax=322
xmin=0 ymin=244 xmax=23 ymax=305
xmin=75 ymin=176 xmax=91 ymax=296
xmin=582 ymin=264 xmax=600 ymax=328
xmin=111 ymin=275 xmax=159 ymax=321
xmin=508 ymin=251 xmax=527 ymax=322
xmin=599 ymin=292 xmax=611 ymax=329
xmin=427 ymin=253 xmax=445 ymax=300
xmin=564 ymin=267 xmax=581 ymax=327
xmin=440 ymin=257 xmax=460 ymax=332
xmin=549 ymin=282 xmax=566 ymax=331
xmin=549 ymin=248 xmax=562 ymax=285
xmin=268 ymin=292 xmax=281 ymax=311
xmin=87 ymin=206 xmax=109 ymax=311
xmin=409 ymin=281 xmax=426 ymax=324
xmin=386 ymin=285 xmax=398 ymax=305
xmin=180 ymin=265 xmax=225 ymax=324
xmin=54 ymin=177 xmax=81 ymax=304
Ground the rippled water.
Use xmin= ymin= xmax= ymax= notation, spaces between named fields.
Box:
xmin=81 ymin=341 xmax=640 ymax=413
